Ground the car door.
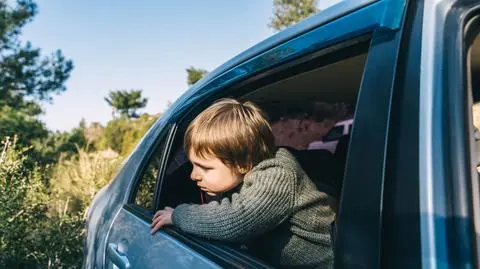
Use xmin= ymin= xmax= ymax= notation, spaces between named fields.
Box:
xmin=103 ymin=124 xmax=222 ymax=269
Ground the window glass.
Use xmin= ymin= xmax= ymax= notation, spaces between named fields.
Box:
xmin=132 ymin=138 xmax=167 ymax=210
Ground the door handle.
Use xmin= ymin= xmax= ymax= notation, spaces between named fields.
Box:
xmin=107 ymin=243 xmax=131 ymax=269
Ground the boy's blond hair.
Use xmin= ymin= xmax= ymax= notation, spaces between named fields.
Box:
xmin=184 ymin=98 xmax=276 ymax=172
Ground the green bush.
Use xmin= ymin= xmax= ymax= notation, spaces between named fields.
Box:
xmin=38 ymin=127 xmax=89 ymax=163
xmin=0 ymin=137 xmax=84 ymax=268
xmin=0 ymin=113 xmax=160 ymax=268
xmin=50 ymin=148 xmax=122 ymax=215
xmin=96 ymin=113 xmax=158 ymax=156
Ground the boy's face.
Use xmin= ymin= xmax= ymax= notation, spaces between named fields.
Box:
xmin=188 ymin=149 xmax=244 ymax=196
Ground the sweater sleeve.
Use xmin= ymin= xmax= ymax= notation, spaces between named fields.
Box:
xmin=171 ymin=164 xmax=296 ymax=242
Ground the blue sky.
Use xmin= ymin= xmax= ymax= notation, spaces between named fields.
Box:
xmin=22 ymin=0 xmax=341 ymax=131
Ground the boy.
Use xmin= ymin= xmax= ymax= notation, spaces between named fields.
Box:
xmin=151 ymin=98 xmax=334 ymax=268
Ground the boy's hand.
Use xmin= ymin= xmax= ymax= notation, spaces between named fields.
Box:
xmin=150 ymin=206 xmax=174 ymax=235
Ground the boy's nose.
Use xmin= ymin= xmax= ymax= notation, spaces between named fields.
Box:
xmin=190 ymin=170 xmax=200 ymax=181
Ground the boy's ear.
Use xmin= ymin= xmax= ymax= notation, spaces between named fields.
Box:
xmin=237 ymin=166 xmax=249 ymax=175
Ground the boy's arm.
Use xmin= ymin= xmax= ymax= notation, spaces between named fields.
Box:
xmin=171 ymin=164 xmax=295 ymax=242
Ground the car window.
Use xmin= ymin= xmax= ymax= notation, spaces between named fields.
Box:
xmin=154 ymin=34 xmax=374 ymax=268
xmin=132 ymin=136 xmax=168 ymax=211
xmin=323 ymin=125 xmax=344 ymax=142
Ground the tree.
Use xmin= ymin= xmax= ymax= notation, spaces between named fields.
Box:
xmin=269 ymin=0 xmax=318 ymax=31
xmin=0 ymin=0 xmax=73 ymax=112
xmin=0 ymin=0 xmax=73 ymax=152
xmin=104 ymin=89 xmax=148 ymax=118
xmin=186 ymin=66 xmax=208 ymax=86
xmin=37 ymin=124 xmax=88 ymax=164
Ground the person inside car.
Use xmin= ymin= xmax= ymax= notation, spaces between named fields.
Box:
xmin=150 ymin=98 xmax=334 ymax=268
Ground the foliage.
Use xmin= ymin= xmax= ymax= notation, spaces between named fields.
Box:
xmin=186 ymin=66 xmax=208 ymax=86
xmin=33 ymin=125 xmax=89 ymax=169
xmin=104 ymin=89 xmax=148 ymax=118
xmin=269 ymin=0 xmax=318 ymax=31
xmin=0 ymin=137 xmax=84 ymax=268
xmin=0 ymin=1 xmax=163 ymax=268
xmin=0 ymin=105 xmax=48 ymax=147
xmin=0 ymin=0 xmax=73 ymax=110
xmin=0 ymin=105 xmax=87 ymax=168
xmin=96 ymin=113 xmax=159 ymax=156
xmin=50 ymin=148 xmax=122 ymax=215
xmin=0 ymin=0 xmax=73 ymax=166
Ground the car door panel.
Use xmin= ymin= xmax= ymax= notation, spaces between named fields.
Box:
xmin=105 ymin=208 xmax=221 ymax=269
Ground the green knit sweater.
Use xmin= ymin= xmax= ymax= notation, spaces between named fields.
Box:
xmin=172 ymin=148 xmax=334 ymax=268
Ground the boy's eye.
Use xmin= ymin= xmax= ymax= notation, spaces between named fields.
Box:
xmin=195 ymin=164 xmax=212 ymax=171
xmin=192 ymin=161 xmax=213 ymax=171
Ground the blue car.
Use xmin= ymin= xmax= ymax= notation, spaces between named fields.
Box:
xmin=84 ymin=0 xmax=480 ymax=268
